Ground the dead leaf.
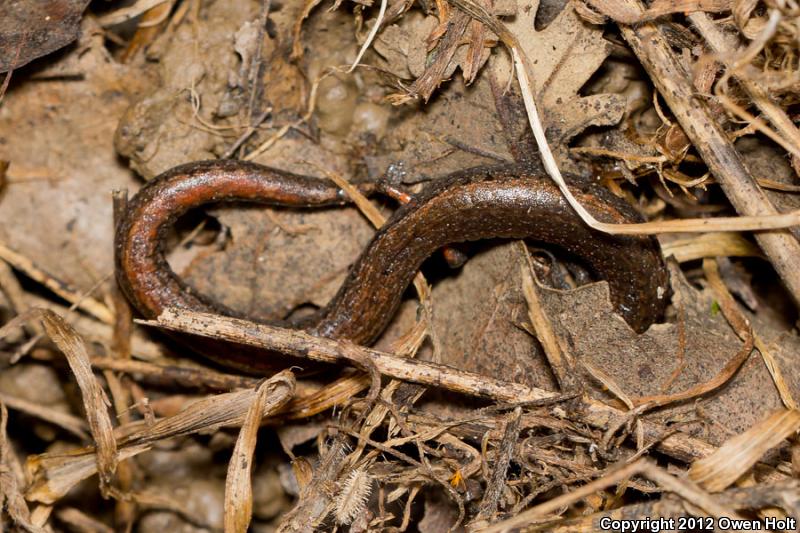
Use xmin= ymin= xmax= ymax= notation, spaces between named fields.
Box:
xmin=494 ymin=0 xmax=627 ymax=160
xmin=0 ymin=0 xmax=91 ymax=73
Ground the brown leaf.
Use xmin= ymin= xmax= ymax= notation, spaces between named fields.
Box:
xmin=26 ymin=444 xmax=149 ymax=505
xmin=494 ymin=0 xmax=627 ymax=160
xmin=0 ymin=0 xmax=91 ymax=73
xmin=0 ymin=17 xmax=142 ymax=294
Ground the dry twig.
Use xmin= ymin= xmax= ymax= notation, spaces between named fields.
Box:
xmin=142 ymin=308 xmax=772 ymax=467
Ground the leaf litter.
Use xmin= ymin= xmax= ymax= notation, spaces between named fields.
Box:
xmin=1 ymin=0 xmax=800 ymax=531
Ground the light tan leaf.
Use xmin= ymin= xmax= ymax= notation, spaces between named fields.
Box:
xmin=495 ymin=0 xmax=626 ymax=150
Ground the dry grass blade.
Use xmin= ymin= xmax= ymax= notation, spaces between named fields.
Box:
xmin=519 ymin=246 xmax=576 ymax=390
xmin=0 ymin=392 xmax=89 ymax=441
xmin=224 ymin=380 xmax=272 ymax=533
xmin=0 ymin=258 xmax=42 ymax=339
xmin=121 ymin=370 xmax=295 ymax=446
xmin=689 ymin=409 xmax=800 ymax=492
xmin=757 ymin=178 xmax=800 ymax=193
xmin=55 ymin=507 xmax=115 ymax=533
xmin=0 ymin=243 xmax=113 ymax=324
xmin=322 ymin=168 xmax=384 ymax=226
xmin=581 ymin=361 xmax=645 ymax=451
xmin=25 ymin=371 xmax=295 ymax=504
xmin=119 ymin=0 xmax=176 ymax=62
xmin=97 ymin=0 xmax=170 ymax=26
xmin=87 ymin=357 xmax=259 ymax=392
xmin=754 ymin=334 xmax=797 ymax=410
xmin=581 ymin=361 xmax=645 ymax=452
xmin=347 ymin=0 xmax=387 ymax=72
xmin=26 ymin=444 xmax=150 ymax=505
xmin=7 ymin=309 xmax=119 ymax=491
xmin=291 ymin=0 xmax=323 ymax=60
xmin=280 ymin=373 xmax=371 ymax=420
xmin=1 ymin=402 xmax=43 ymax=532
xmin=661 ymin=233 xmax=762 ymax=263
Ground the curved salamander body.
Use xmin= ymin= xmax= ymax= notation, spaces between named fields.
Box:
xmin=115 ymin=160 xmax=669 ymax=373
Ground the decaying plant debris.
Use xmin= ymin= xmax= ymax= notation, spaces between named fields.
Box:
xmin=2 ymin=0 xmax=800 ymax=531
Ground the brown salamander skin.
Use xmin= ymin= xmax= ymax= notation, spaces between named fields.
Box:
xmin=115 ymin=159 xmax=670 ymax=373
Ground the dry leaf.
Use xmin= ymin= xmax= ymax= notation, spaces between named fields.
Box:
xmin=495 ymin=0 xmax=627 ymax=160
xmin=26 ymin=445 xmax=149 ymax=505
xmin=0 ymin=0 xmax=92 ymax=72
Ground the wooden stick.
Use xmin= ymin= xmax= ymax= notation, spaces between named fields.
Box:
xmin=143 ymin=308 xmax=737 ymax=465
xmin=141 ymin=309 xmax=547 ymax=404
